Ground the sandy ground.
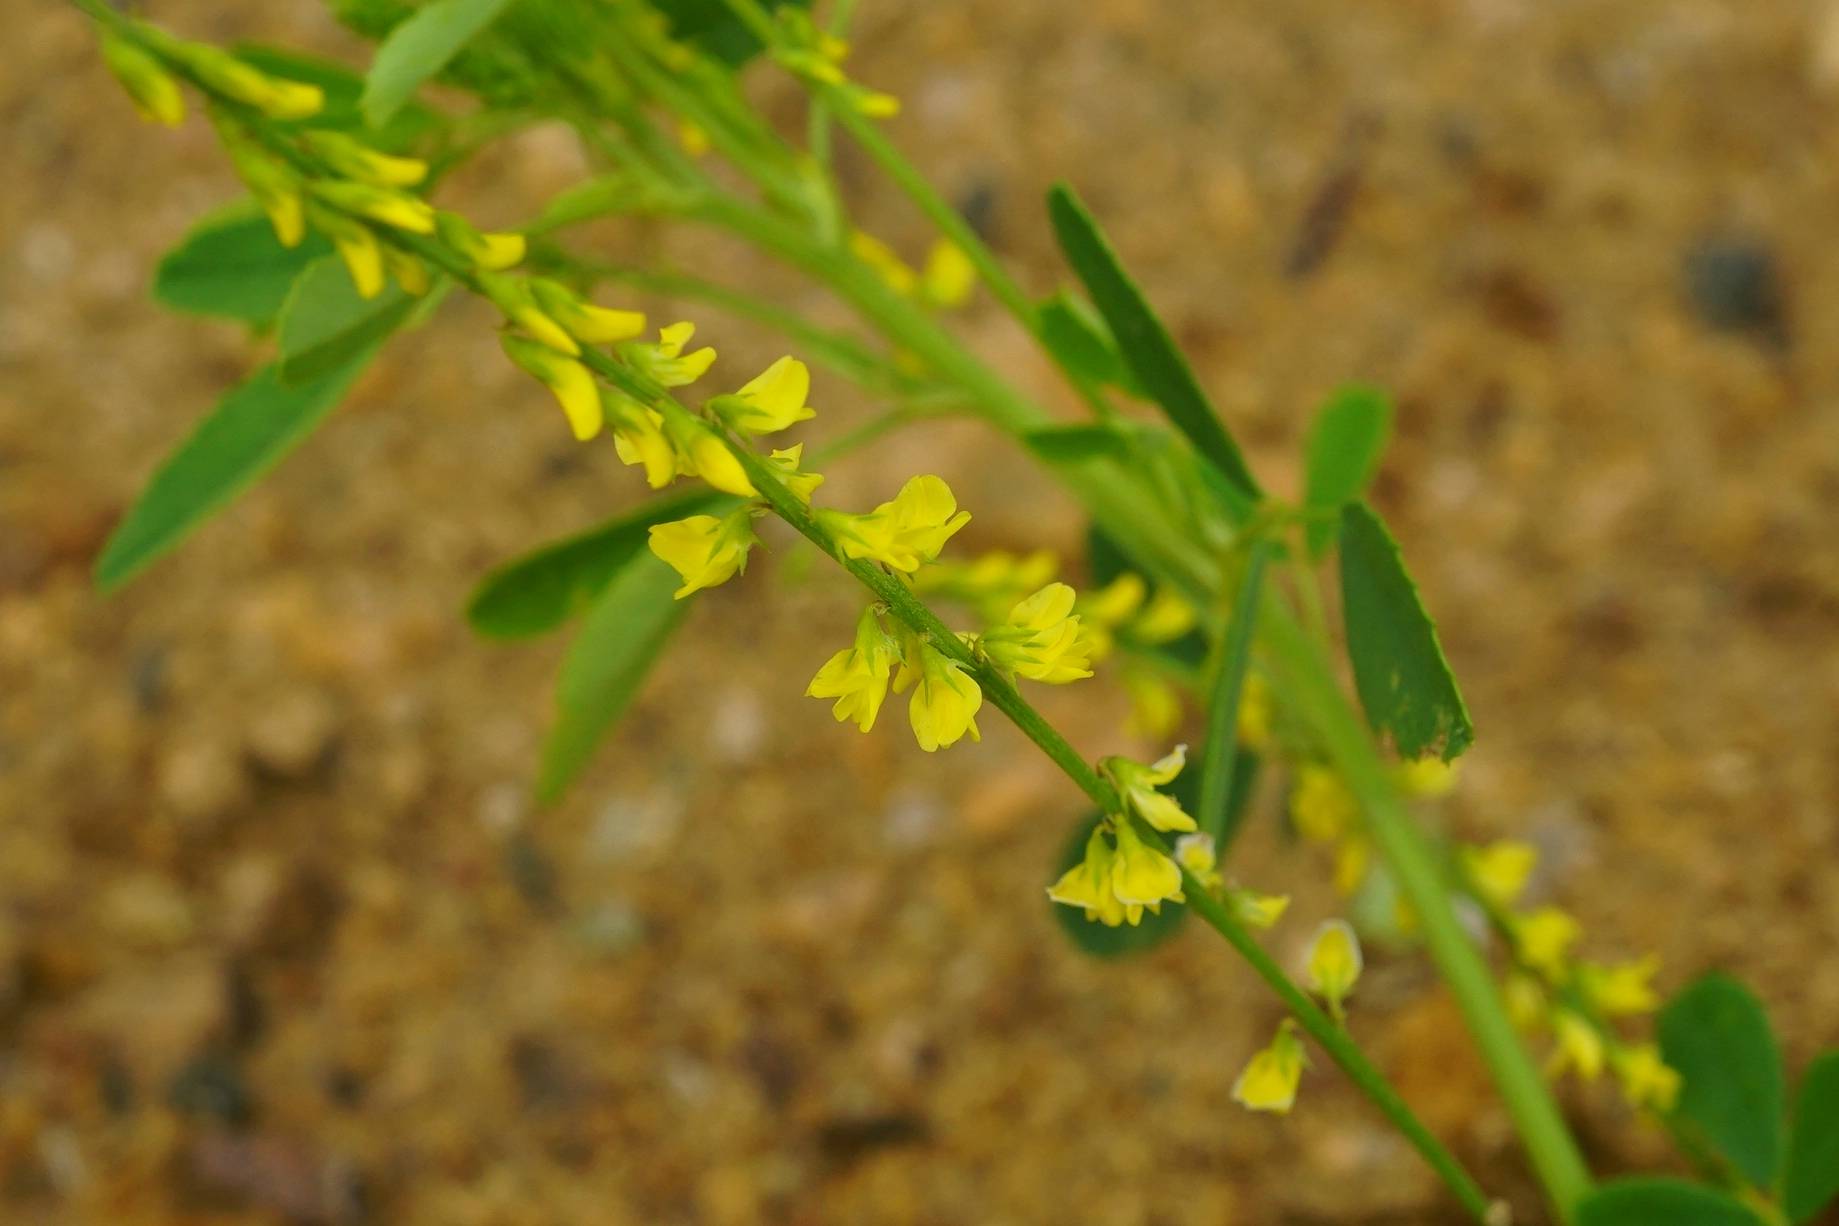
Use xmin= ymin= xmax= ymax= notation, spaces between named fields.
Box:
xmin=3 ymin=1 xmax=1838 ymax=1223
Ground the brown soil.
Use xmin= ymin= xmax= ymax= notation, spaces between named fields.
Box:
xmin=4 ymin=2 xmax=1838 ymax=1224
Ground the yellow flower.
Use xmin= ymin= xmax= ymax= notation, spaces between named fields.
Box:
xmin=676 ymin=119 xmax=711 ymax=157
xmin=530 ymin=279 xmax=647 ymax=345
xmin=300 ymin=130 xmax=427 ymax=188
xmin=1515 ymin=907 xmax=1582 ymax=981
xmin=1109 ymin=820 xmax=1184 ymax=913
xmin=1461 ymin=841 xmax=1538 ymax=909
xmin=765 ymin=445 xmax=824 ymax=504
xmin=661 ymin=416 xmax=755 ymax=497
xmin=1290 ymin=764 xmax=1357 ymax=843
xmin=981 ymin=583 xmax=1093 ymax=684
xmin=1080 ymin=573 xmax=1147 ymax=628
xmin=501 ymin=335 xmax=601 ymax=440
xmin=1047 ymin=828 xmax=1128 ymax=928
xmin=481 ymin=274 xmax=578 ymax=355
xmin=1236 ymin=671 xmax=1274 ymax=751
xmin=1579 ymin=956 xmax=1660 ymax=1018
xmin=1305 ymin=919 xmax=1364 ymax=1019
xmin=647 ymin=509 xmax=756 ymax=599
xmin=603 ymin=393 xmax=680 ymax=488
xmin=1131 ymin=588 xmax=1197 ymax=644
xmin=1333 ymin=837 xmax=1370 ymax=896
xmin=1395 ymin=755 xmax=1461 ymax=798
xmin=1174 ymin=832 xmax=1222 ymax=892
xmin=1504 ymin=971 xmax=1549 ymax=1031
xmin=624 ymin=321 xmax=717 ymax=387
xmin=101 ymin=36 xmax=184 ymax=127
xmin=1230 ymin=889 xmax=1291 ymax=930
xmin=710 ymin=356 xmax=817 ymax=435
xmin=436 ymin=211 xmax=526 ymax=271
xmin=919 ymin=239 xmax=976 ymax=308
xmin=1233 ymin=1020 xmax=1306 ymax=1114
xmin=382 ymin=246 xmax=429 ymax=296
xmin=307 ymin=180 xmax=435 ymax=234
xmin=895 ymin=638 xmax=982 ymax=752
xmin=1121 ymin=665 xmax=1182 ymax=738
xmin=227 ymin=146 xmax=305 ymax=248
xmin=1611 ymin=1043 xmax=1681 ymax=1113
xmin=177 ymin=46 xmax=323 ymax=119
xmin=1101 ymin=746 xmax=1197 ymax=834
xmin=914 ymin=550 xmax=1059 ymax=620
xmin=1548 ymin=1009 xmax=1605 ymax=1081
xmin=806 ymin=606 xmax=897 ymax=732
xmin=305 ymin=204 xmax=385 ymax=300
xmin=846 ymin=86 xmax=901 ymax=118
xmin=848 ymin=230 xmax=918 ymax=295
xmin=822 ymin=475 xmax=971 ymax=573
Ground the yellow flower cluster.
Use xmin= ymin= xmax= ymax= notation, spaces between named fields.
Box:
xmin=1046 ymin=748 xmax=1201 ymax=927
xmin=1466 ymin=841 xmax=1679 ymax=1114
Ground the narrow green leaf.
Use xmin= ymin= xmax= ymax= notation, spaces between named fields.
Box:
xmin=363 ymin=0 xmax=515 ymax=127
xmin=536 ymin=555 xmax=688 ymax=803
xmin=1050 ymin=811 xmax=1185 ymax=958
xmin=1659 ymin=973 xmax=1786 ymax=1190
xmin=153 ymin=205 xmax=332 ymax=327
xmin=467 ymin=489 xmax=729 ymax=639
xmin=1047 ymin=183 xmax=1260 ymax=503
xmin=1198 ymin=542 xmax=1269 ymax=844
xmin=276 ymin=258 xmax=422 ymax=386
xmin=94 ymin=355 xmax=377 ymax=591
xmin=1037 ymin=292 xmax=1139 ymax=395
xmin=1577 ymin=1178 xmax=1764 ymax=1226
xmin=1022 ymin=423 xmax=1136 ymax=467
xmin=1784 ymin=1051 xmax=1839 ymax=1222
xmin=1303 ymin=384 xmax=1392 ymax=558
xmin=1337 ymin=502 xmax=1474 ymax=761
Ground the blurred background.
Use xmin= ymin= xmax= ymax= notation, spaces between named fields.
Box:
xmin=4 ymin=1 xmax=1839 ymax=1223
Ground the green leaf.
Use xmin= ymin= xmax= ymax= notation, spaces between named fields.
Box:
xmin=1022 ymin=423 xmax=1136 ymax=467
xmin=1037 ymin=292 xmax=1139 ymax=395
xmin=1047 ymin=183 xmax=1260 ymax=504
xmin=1659 ymin=973 xmax=1786 ymax=1189
xmin=1784 ymin=1051 xmax=1839 ymax=1222
xmin=1337 ymin=502 xmax=1474 ymax=761
xmin=537 ymin=555 xmax=689 ymax=803
xmin=1050 ymin=811 xmax=1186 ymax=959
xmin=94 ymin=355 xmax=377 ymax=591
xmin=276 ymin=258 xmax=423 ymax=386
xmin=1577 ymin=1178 xmax=1764 ymax=1226
xmin=1303 ymin=384 xmax=1392 ymax=558
xmin=362 ymin=0 xmax=516 ymax=127
xmin=153 ymin=205 xmax=332 ymax=327
xmin=650 ymin=0 xmax=813 ymax=67
xmin=468 ymin=489 xmax=729 ymax=639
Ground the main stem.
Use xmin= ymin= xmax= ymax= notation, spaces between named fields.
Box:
xmin=1261 ymin=602 xmax=1592 ymax=1221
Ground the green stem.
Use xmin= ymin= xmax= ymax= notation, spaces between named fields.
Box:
xmin=1261 ymin=601 xmax=1593 ymax=1222
xmin=1197 ymin=539 xmax=1268 ymax=844
xmin=1177 ymin=867 xmax=1495 ymax=1221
